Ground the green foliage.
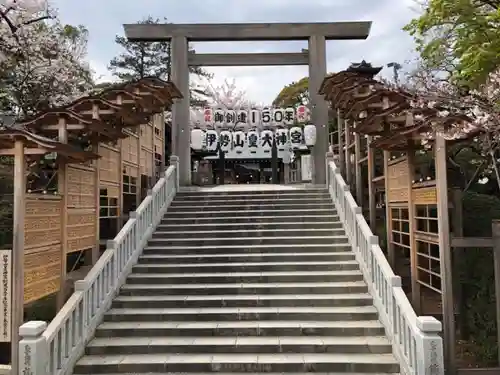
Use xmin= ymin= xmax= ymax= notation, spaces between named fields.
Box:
xmin=272 ymin=77 xmax=309 ymax=108
xmin=458 ymin=191 xmax=500 ymax=365
xmin=404 ymin=0 xmax=500 ymax=87
xmin=109 ymin=16 xmax=212 ymax=82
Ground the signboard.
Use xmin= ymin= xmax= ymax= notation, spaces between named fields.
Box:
xmin=0 ymin=250 xmax=11 ymax=342
xmin=204 ymin=105 xmax=309 ymax=126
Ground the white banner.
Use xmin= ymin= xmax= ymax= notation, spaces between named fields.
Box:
xmin=203 ymin=105 xmax=309 ymax=126
xmin=0 ymin=250 xmax=11 ymax=342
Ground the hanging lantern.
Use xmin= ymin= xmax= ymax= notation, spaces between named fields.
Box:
xmin=289 ymin=126 xmax=303 ymax=149
xmin=219 ymin=130 xmax=232 ymax=153
xmin=284 ymin=107 xmax=295 ymax=125
xmin=237 ymin=109 xmax=248 ymax=125
xmin=275 ymin=128 xmax=289 ymax=151
xmin=296 ymin=105 xmax=308 ymax=123
xmin=205 ymin=129 xmax=219 ymax=152
xmin=260 ymin=129 xmax=274 ymax=153
xmin=247 ymin=129 xmax=259 ymax=154
xmin=203 ymin=107 xmax=213 ymax=125
xmin=261 ymin=108 xmax=272 ymax=125
xmin=225 ymin=109 xmax=236 ymax=127
xmin=273 ymin=108 xmax=285 ymax=125
xmin=304 ymin=124 xmax=317 ymax=146
xmin=233 ymin=130 xmax=246 ymax=153
xmin=213 ymin=108 xmax=225 ymax=127
xmin=190 ymin=128 xmax=204 ymax=150
xmin=249 ymin=109 xmax=260 ymax=127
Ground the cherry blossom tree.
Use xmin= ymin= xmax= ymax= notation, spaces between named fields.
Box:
xmin=1 ymin=0 xmax=93 ymax=116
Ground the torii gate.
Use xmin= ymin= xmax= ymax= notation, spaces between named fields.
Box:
xmin=123 ymin=21 xmax=371 ymax=185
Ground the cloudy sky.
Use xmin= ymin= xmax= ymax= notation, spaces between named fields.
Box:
xmin=51 ymin=0 xmax=420 ymax=104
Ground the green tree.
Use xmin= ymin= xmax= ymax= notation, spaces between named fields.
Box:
xmin=109 ymin=16 xmax=212 ymax=83
xmin=404 ymin=0 xmax=500 ymax=87
xmin=272 ymin=77 xmax=309 ymax=108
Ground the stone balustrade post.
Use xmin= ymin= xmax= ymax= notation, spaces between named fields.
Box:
xmin=18 ymin=321 xmax=48 ymax=375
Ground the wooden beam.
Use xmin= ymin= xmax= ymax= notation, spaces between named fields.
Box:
xmin=451 ymin=237 xmax=494 ymax=248
xmin=188 ymin=52 xmax=309 ymax=66
xmin=123 ymin=22 xmax=372 ymax=42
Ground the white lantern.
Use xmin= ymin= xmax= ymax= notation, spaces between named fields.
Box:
xmin=237 ymin=109 xmax=248 ymax=125
xmin=247 ymin=129 xmax=259 ymax=154
xmin=284 ymin=107 xmax=295 ymax=125
xmin=233 ymin=130 xmax=246 ymax=153
xmin=273 ymin=108 xmax=285 ymax=125
xmin=260 ymin=129 xmax=274 ymax=153
xmin=261 ymin=108 xmax=272 ymax=125
xmin=249 ymin=109 xmax=260 ymax=126
xmin=275 ymin=128 xmax=289 ymax=151
xmin=203 ymin=107 xmax=213 ymax=125
xmin=205 ymin=129 xmax=219 ymax=152
xmin=219 ymin=130 xmax=232 ymax=153
xmin=213 ymin=108 xmax=225 ymax=127
xmin=304 ymin=124 xmax=317 ymax=146
xmin=225 ymin=109 xmax=236 ymax=127
xmin=296 ymin=105 xmax=308 ymax=123
xmin=190 ymin=128 xmax=204 ymax=150
xmin=289 ymin=126 xmax=303 ymax=149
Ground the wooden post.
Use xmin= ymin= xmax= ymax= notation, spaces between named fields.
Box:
xmin=354 ymin=129 xmax=362 ymax=204
xmin=136 ymin=131 xmax=142 ymax=208
xmin=337 ymin=110 xmax=345 ymax=177
xmin=384 ymin=150 xmax=395 ymax=267
xmin=452 ymin=189 xmax=466 ymax=338
xmin=57 ymin=117 xmax=68 ymax=309
xmin=367 ymin=136 xmax=376 ymax=227
xmin=10 ymin=139 xmax=25 ymax=375
xmin=344 ymin=119 xmax=351 ymax=185
xmin=406 ymin=148 xmax=421 ymax=314
xmin=435 ymin=134 xmax=456 ymax=374
xmin=92 ymin=141 xmax=100 ymax=265
xmin=492 ymin=220 xmax=500 ymax=365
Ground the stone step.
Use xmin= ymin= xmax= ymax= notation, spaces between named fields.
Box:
xmin=156 ymin=221 xmax=343 ymax=231
xmin=96 ymin=318 xmax=386 ymax=337
xmin=175 ymin=188 xmax=328 ymax=198
xmin=160 ymin=214 xmax=340 ymax=224
xmin=119 ymin=281 xmax=368 ymax=296
xmin=74 ymin=352 xmax=399 ymax=373
xmin=168 ymin=203 xmax=336 ymax=213
xmin=147 ymin=235 xmax=349 ymax=247
xmin=103 ymin=306 xmax=381 ymax=323
xmin=111 ymin=293 xmax=373 ymax=309
xmin=126 ymin=270 xmax=364 ymax=284
xmin=152 ymin=227 xmax=346 ymax=239
xmin=163 ymin=208 xmax=337 ymax=218
xmin=171 ymin=197 xmax=333 ymax=206
xmin=132 ymin=260 xmax=359 ymax=274
xmin=142 ymin=243 xmax=352 ymax=255
xmin=137 ymin=252 xmax=355 ymax=264
xmin=86 ymin=335 xmax=392 ymax=355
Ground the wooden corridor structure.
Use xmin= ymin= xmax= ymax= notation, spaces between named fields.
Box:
xmin=0 ymin=77 xmax=182 ymax=373
xmin=319 ymin=69 xmax=500 ymax=374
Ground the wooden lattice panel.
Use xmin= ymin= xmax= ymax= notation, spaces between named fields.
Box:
xmin=121 ymin=134 xmax=139 ymax=164
xmin=140 ymin=148 xmax=153 ymax=176
xmin=387 ymin=159 xmax=409 ymax=203
xmin=66 ymin=164 xmax=96 ymax=208
xmin=412 ymin=186 xmax=437 ymax=205
xmin=154 ymin=136 xmax=163 ymax=156
xmin=123 ymin=163 xmax=139 ymax=178
xmin=24 ymin=196 xmax=62 ymax=249
xmin=99 ymin=145 xmax=120 ymax=183
xmin=24 ymin=243 xmax=61 ymax=304
xmin=66 ymin=209 xmax=97 ymax=253
xmin=140 ymin=124 xmax=153 ymax=150
xmin=100 ymin=182 xmax=120 ymax=198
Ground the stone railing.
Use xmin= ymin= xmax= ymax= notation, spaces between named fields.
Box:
xmin=0 ymin=365 xmax=11 ymax=375
xmin=17 ymin=156 xmax=179 ymax=375
xmin=326 ymin=152 xmax=444 ymax=375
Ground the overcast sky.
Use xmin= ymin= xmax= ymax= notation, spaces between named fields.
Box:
xmin=51 ymin=0 xmax=420 ymax=104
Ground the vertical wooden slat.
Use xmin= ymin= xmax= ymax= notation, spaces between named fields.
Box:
xmin=492 ymin=220 xmax=500 ymax=365
xmin=57 ymin=117 xmax=68 ymax=309
xmin=384 ymin=150 xmax=395 ymax=267
xmin=354 ymin=129 xmax=362 ymax=204
xmin=344 ymin=119 xmax=351 ymax=185
xmin=367 ymin=136 xmax=376 ymax=227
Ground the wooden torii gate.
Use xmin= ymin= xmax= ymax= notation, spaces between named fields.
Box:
xmin=123 ymin=21 xmax=372 ymax=185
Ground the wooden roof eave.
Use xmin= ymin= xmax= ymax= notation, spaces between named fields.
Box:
xmin=327 ymin=78 xmax=375 ymax=103
xmin=0 ymin=128 xmax=99 ymax=162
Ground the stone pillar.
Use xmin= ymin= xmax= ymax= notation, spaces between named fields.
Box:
xmin=18 ymin=321 xmax=48 ymax=375
xmin=170 ymin=36 xmax=191 ymax=186
xmin=308 ymin=35 xmax=328 ymax=185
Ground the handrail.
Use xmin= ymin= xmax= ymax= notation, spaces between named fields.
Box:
xmin=326 ymin=153 xmax=444 ymax=375
xmin=0 ymin=365 xmax=11 ymax=375
xmin=17 ymin=156 xmax=180 ymax=375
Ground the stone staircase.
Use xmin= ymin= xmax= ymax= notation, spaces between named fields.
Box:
xmin=73 ymin=187 xmax=400 ymax=374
